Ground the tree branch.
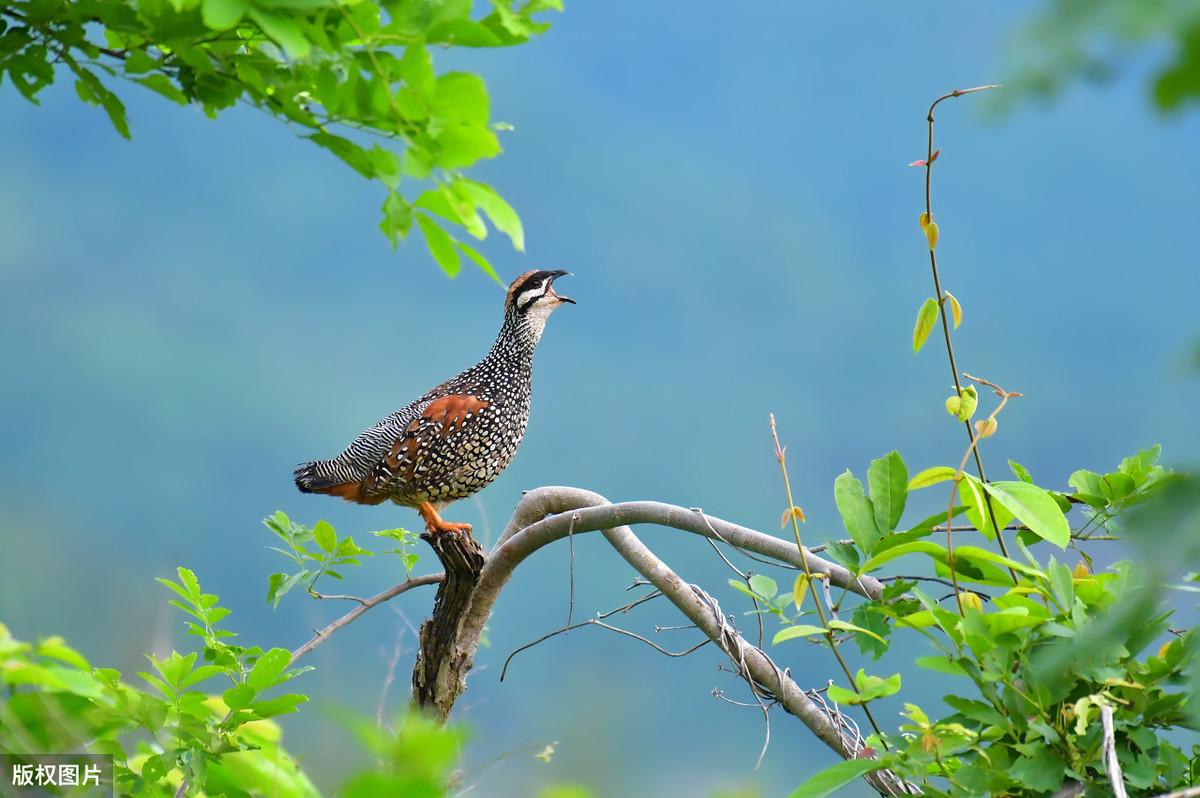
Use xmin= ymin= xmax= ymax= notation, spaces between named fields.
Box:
xmin=289 ymin=574 xmax=442 ymax=667
xmin=1100 ymin=704 xmax=1129 ymax=798
xmin=460 ymin=487 xmax=881 ymax=650
xmin=599 ymin=522 xmax=909 ymax=795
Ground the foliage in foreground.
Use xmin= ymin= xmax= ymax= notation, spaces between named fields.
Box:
xmin=0 ymin=567 xmax=475 ymax=797
xmin=0 ymin=0 xmax=558 ymax=277
xmin=762 ymin=445 xmax=1200 ymax=797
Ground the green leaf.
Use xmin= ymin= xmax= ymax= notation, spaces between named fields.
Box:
xmin=248 ymin=9 xmax=311 ymax=59
xmin=180 ymin=664 xmax=225 ymax=688
xmin=246 ymin=647 xmax=292 ymax=691
xmin=223 ymin=682 xmax=255 ymax=710
xmin=310 ymin=132 xmax=375 ymax=180
xmin=433 ymin=72 xmax=489 ymax=125
xmin=867 ymin=451 xmax=907 ymax=533
xmin=134 ymin=75 xmax=188 ymax=106
xmin=249 ymin=692 xmax=308 ymax=718
xmin=1009 ymin=459 xmax=1034 ymax=483
xmin=983 ymin=481 xmax=1070 ymax=548
xmin=1119 ymin=444 xmax=1161 ymax=484
xmin=434 ymin=125 xmax=501 ymax=169
xmin=312 ymin=520 xmax=336 ymax=553
xmin=912 ymin=296 xmax=938 ymax=353
xmin=455 ymin=240 xmax=503 ymax=285
xmin=915 ymin=655 xmax=968 ymax=676
xmin=788 ymin=758 xmax=888 ymax=798
xmin=380 ymin=192 xmax=414 ymax=248
xmin=202 ymin=0 xmax=248 ymax=29
xmin=417 ymin=215 xmax=461 ymax=276
xmin=748 ymin=574 xmax=778 ymax=600
xmin=828 ymin=620 xmax=887 ymax=645
xmin=417 ymin=186 xmax=486 ymax=239
xmin=176 ymin=567 xmax=202 ymax=600
xmin=908 ymin=466 xmax=957 ymax=490
xmin=73 ymin=68 xmax=131 ymax=139
xmin=862 ymin=541 xmax=1045 ymax=580
xmin=772 ymin=625 xmax=827 ymax=644
xmin=728 ymin=579 xmax=757 ymax=601
xmin=1008 ymin=749 xmax=1066 ymax=792
xmin=834 ymin=470 xmax=881 ymax=555
xmin=954 ymin=545 xmax=1046 ymax=579
xmin=457 ymin=179 xmax=524 ymax=251
xmin=960 ymin=475 xmax=1008 ymax=537
xmin=827 ymin=670 xmax=901 ymax=705
xmin=368 ymin=146 xmax=402 ymax=190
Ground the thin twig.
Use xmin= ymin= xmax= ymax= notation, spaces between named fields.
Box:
xmin=307 ymin=590 xmax=369 ymax=605
xmin=500 ymin=618 xmax=710 ymax=681
xmin=566 ymin=511 xmax=578 ymax=628
xmin=289 ymin=574 xmax=442 ymax=666
xmin=596 ymin=590 xmax=664 ymax=618
xmin=769 ymin=416 xmax=888 ymax=745
xmin=376 ymin=629 xmax=406 ymax=729
xmin=922 ymin=84 xmax=1019 ymax=588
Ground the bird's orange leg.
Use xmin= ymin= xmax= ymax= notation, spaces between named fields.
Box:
xmin=417 ymin=501 xmax=473 ymax=536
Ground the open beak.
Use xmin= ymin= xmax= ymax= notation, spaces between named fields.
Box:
xmin=548 ymin=270 xmax=575 ymax=304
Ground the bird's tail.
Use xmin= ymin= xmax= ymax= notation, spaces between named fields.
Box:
xmin=294 ymin=460 xmax=342 ymax=494
xmin=294 ymin=459 xmax=381 ymax=504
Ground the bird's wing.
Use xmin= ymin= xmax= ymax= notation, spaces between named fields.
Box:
xmin=368 ymin=393 xmax=492 ymax=491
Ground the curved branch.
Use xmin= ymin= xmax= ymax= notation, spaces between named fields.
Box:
xmin=435 ymin=487 xmax=905 ymax=795
xmin=600 ymin=523 xmax=905 ymax=795
xmin=289 ymin=574 xmax=443 ymax=667
xmin=458 ymin=486 xmax=881 ymax=651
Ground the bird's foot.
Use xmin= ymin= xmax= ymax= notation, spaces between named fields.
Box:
xmin=417 ymin=501 xmax=473 ymax=537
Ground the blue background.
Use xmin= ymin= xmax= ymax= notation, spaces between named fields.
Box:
xmin=2 ymin=2 xmax=1198 ymax=795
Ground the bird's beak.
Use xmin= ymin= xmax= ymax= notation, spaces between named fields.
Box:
xmin=548 ymin=271 xmax=575 ymax=304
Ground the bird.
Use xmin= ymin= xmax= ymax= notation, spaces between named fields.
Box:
xmin=294 ymin=269 xmax=574 ymax=537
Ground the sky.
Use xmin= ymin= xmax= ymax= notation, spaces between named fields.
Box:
xmin=1 ymin=2 xmax=1199 ymax=795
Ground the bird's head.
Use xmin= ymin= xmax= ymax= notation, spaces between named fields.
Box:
xmin=504 ymin=269 xmax=574 ymax=342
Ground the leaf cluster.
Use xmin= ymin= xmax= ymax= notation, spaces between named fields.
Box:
xmin=0 ymin=0 xmax=557 ymax=275
xmin=772 ymin=446 xmax=1200 ymax=797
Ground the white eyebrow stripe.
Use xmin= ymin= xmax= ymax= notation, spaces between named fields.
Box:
xmin=516 ymin=280 xmax=548 ymax=309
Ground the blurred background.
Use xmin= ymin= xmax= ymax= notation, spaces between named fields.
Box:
xmin=2 ymin=1 xmax=1199 ymax=795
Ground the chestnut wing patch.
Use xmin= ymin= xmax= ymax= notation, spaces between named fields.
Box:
xmin=376 ymin=394 xmax=490 ymax=490
xmin=420 ymin=394 xmax=490 ymax=434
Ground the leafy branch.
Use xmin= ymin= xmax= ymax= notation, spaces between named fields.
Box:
xmin=0 ymin=0 xmax=559 ymax=278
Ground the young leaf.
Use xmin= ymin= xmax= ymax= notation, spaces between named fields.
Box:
xmin=312 ymin=520 xmax=336 ymax=554
xmin=793 ymin=574 xmax=808 ymax=611
xmin=912 ymin=297 xmax=939 ymax=353
xmin=780 ymin=505 xmax=806 ymax=528
xmin=908 ymin=466 xmax=957 ymax=490
xmin=867 ymin=451 xmax=908 ymax=533
xmin=925 ymin=221 xmax=940 ymax=249
xmin=834 ymin=470 xmax=881 ymax=554
xmin=943 ymin=290 xmax=963 ymax=328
